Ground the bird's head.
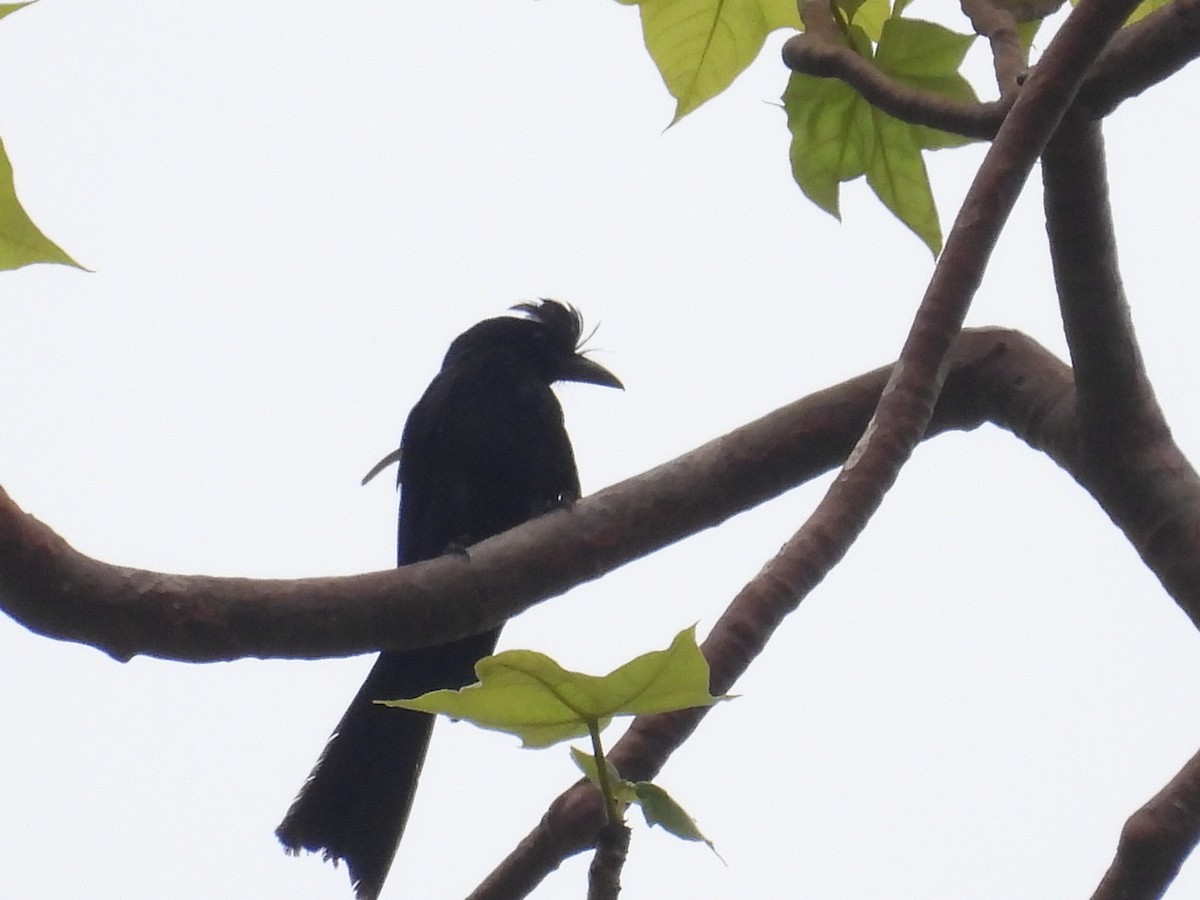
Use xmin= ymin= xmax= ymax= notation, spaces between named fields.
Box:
xmin=443 ymin=299 xmax=623 ymax=390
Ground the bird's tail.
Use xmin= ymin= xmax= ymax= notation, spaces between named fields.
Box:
xmin=276 ymin=630 xmax=499 ymax=900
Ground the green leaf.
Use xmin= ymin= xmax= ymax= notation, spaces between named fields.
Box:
xmin=873 ymin=19 xmax=975 ymax=91
xmin=1016 ymin=19 xmax=1042 ymax=53
xmin=1123 ymin=0 xmax=1170 ymax=24
xmin=380 ymin=626 xmax=725 ymax=749
xmin=781 ymin=25 xmax=876 ymax=219
xmin=571 ymin=747 xmax=638 ymax=806
xmin=633 ymin=0 xmax=801 ymax=123
xmin=848 ymin=0 xmax=891 ymax=42
xmin=573 ymin=747 xmax=719 ymax=854
xmin=782 ymin=18 xmax=980 ymax=253
xmin=0 ymin=3 xmax=37 ymax=21
xmin=863 ymin=111 xmax=941 ymax=253
xmin=634 ymin=781 xmax=719 ymax=854
xmin=873 ymin=17 xmax=978 ymax=152
xmin=0 ymin=137 xmax=82 ymax=270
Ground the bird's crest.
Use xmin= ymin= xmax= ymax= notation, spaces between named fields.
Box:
xmin=510 ymin=299 xmax=588 ymax=352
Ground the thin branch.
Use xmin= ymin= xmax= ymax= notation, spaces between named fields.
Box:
xmin=1091 ymin=744 xmax=1200 ymax=899
xmin=960 ymin=0 xmax=1028 ymax=97
xmin=789 ymin=0 xmax=1200 ymax=142
xmin=781 ymin=32 xmax=1009 ymax=141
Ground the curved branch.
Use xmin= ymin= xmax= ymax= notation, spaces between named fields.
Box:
xmin=787 ymin=0 xmax=1200 ymax=142
xmin=0 ymin=337 xmax=955 ymax=663
xmin=1042 ymin=117 xmax=1156 ymax=439
xmin=781 ymin=32 xmax=1009 ymax=140
xmin=960 ymin=0 xmax=1028 ymax=97
xmin=1042 ymin=117 xmax=1200 ymax=636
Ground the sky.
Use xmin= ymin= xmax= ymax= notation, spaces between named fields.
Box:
xmin=1 ymin=2 xmax=1200 ymax=898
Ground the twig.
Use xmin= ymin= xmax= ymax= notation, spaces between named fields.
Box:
xmin=960 ymin=0 xmax=1028 ymax=96
xmin=781 ymin=33 xmax=1008 ymax=141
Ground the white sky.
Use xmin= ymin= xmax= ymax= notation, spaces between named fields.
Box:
xmin=1 ymin=2 xmax=1199 ymax=898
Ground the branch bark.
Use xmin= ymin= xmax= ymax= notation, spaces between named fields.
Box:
xmin=1043 ymin=116 xmax=1200 ymax=634
xmin=0 ymin=331 xmax=981 ymax=664
xmin=470 ymin=0 xmax=1150 ymax=892
xmin=469 ymin=328 xmax=1083 ymax=899
xmin=1091 ymin=745 xmax=1200 ymax=900
xmin=1079 ymin=0 xmax=1200 ymax=118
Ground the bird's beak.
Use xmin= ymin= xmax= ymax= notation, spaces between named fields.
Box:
xmin=561 ymin=354 xmax=623 ymax=390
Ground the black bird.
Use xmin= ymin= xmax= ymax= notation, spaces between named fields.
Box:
xmin=276 ymin=300 xmax=621 ymax=899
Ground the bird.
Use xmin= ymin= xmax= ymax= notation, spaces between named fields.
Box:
xmin=276 ymin=299 xmax=622 ymax=900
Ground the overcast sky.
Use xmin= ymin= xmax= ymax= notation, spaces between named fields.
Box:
xmin=2 ymin=2 xmax=1200 ymax=898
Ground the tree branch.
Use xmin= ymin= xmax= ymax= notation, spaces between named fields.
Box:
xmin=0 ymin=337 xmax=968 ymax=664
xmin=1043 ymin=117 xmax=1156 ymax=440
xmin=1079 ymin=0 xmax=1200 ymax=118
xmin=780 ymin=32 xmax=1008 ymax=141
xmin=1042 ymin=116 xmax=1200 ymax=634
xmin=960 ymin=0 xmax=1028 ymax=97
xmin=471 ymin=0 xmax=1146 ymax=890
xmin=1091 ymin=744 xmax=1200 ymax=899
xmin=469 ymin=328 xmax=1082 ymax=899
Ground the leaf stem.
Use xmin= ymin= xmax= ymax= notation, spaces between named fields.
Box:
xmin=587 ymin=720 xmax=622 ymax=826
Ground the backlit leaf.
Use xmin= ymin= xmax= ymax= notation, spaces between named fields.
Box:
xmin=380 ymin=626 xmax=724 ymax=748
xmin=0 ymin=137 xmax=82 ymax=270
xmin=633 ymin=0 xmax=801 ymax=123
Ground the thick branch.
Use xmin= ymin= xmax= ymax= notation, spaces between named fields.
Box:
xmin=1043 ymin=118 xmax=1156 ymax=438
xmin=473 ymin=0 xmax=1145 ymax=891
xmin=1091 ymin=744 xmax=1200 ymax=899
xmin=1043 ymin=117 xmax=1200 ymax=633
xmin=468 ymin=328 xmax=1081 ymax=900
xmin=1080 ymin=0 xmax=1200 ymax=118
xmin=0 ymin=338 xmax=971 ymax=664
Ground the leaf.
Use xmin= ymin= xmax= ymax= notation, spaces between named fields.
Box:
xmin=0 ymin=137 xmax=82 ymax=270
xmin=573 ymin=747 xmax=719 ymax=854
xmin=1016 ymin=19 xmax=1042 ymax=54
xmin=781 ymin=24 xmax=876 ymax=219
xmin=1122 ymin=0 xmax=1170 ymax=24
xmin=380 ymin=626 xmax=725 ymax=748
xmin=873 ymin=17 xmax=978 ymax=152
xmin=849 ymin=0 xmax=891 ymax=42
xmin=782 ymin=18 xmax=980 ymax=253
xmin=632 ymin=0 xmax=801 ymax=124
xmin=0 ymin=3 xmax=37 ymax=21
xmin=571 ymin=747 xmax=638 ymax=806
xmin=863 ymin=111 xmax=941 ymax=254
xmin=634 ymin=781 xmax=720 ymax=856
